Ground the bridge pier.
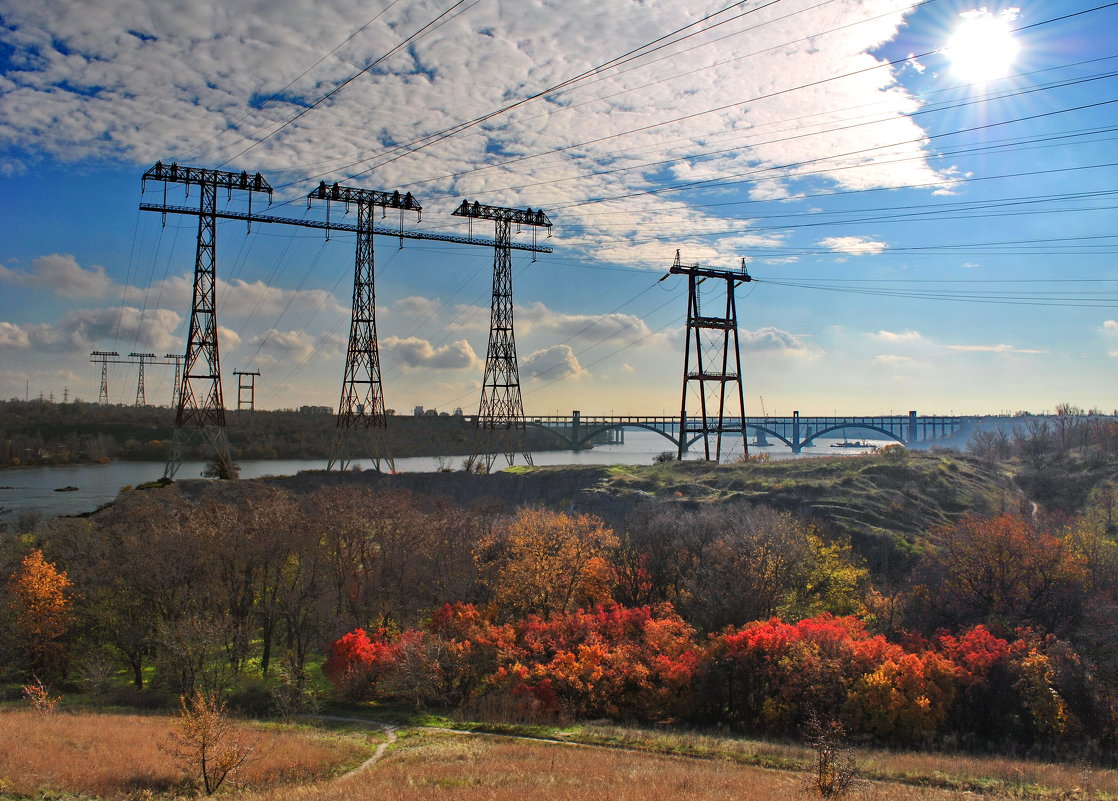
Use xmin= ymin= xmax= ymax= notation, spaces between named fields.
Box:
xmin=572 ymin=410 xmax=581 ymax=451
xmin=792 ymin=411 xmax=802 ymax=453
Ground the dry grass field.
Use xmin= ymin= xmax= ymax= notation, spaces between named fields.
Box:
xmin=0 ymin=709 xmax=369 ymax=799
xmin=253 ymin=731 xmax=977 ymax=801
xmin=577 ymin=723 xmax=1118 ymax=796
xmin=2 ymin=709 xmax=1113 ymax=800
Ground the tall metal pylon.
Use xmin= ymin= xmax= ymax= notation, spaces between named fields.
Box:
xmin=452 ymin=200 xmax=552 ymax=471
xmin=668 ymin=250 xmax=752 ymax=463
xmin=130 ymin=352 xmax=156 ymax=407
xmin=142 ymin=161 xmax=272 ymax=479
xmin=307 ymin=181 xmax=422 ymax=472
xmin=90 ymin=351 xmax=118 ymax=404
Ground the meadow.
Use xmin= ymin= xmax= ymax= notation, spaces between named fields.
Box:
xmin=0 ymin=708 xmax=371 ymax=799
xmin=2 ymin=707 xmax=1115 ymax=800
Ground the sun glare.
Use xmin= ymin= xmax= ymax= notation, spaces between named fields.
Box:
xmin=946 ymin=7 xmax=1021 ymax=83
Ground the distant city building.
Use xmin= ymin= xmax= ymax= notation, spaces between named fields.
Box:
xmin=453 ymin=407 xmax=463 ymax=416
xmin=413 ymin=405 xmax=425 ymax=416
xmin=299 ymin=405 xmax=332 ymax=415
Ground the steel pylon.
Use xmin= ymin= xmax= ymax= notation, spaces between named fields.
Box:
xmin=670 ymin=250 xmax=752 ymax=463
xmin=142 ymin=162 xmax=272 ymax=479
xmin=308 ymin=181 xmax=422 ymax=472
xmin=452 ymin=200 xmax=552 ymax=471
xmin=91 ymin=351 xmax=118 ymax=404
xmin=130 ymin=352 xmax=156 ymax=406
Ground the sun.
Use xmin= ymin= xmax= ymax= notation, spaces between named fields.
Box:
xmin=946 ymin=8 xmax=1021 ymax=83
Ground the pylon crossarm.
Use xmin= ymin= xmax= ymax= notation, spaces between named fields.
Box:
xmin=142 ymin=162 xmax=272 ymax=195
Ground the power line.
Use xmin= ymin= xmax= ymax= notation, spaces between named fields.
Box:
xmin=214 ymin=0 xmax=483 ymax=168
xmin=185 ymin=0 xmax=405 ymax=162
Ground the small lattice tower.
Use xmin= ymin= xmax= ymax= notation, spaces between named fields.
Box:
xmin=90 ymin=351 xmax=118 ymax=404
xmin=233 ymin=369 xmax=261 ymax=411
xmin=130 ymin=352 xmax=156 ymax=406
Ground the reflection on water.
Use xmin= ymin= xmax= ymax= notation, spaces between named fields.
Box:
xmin=0 ymin=430 xmax=889 ymax=525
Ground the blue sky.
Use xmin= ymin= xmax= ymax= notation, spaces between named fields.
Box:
xmin=2 ymin=0 xmax=1117 ymax=416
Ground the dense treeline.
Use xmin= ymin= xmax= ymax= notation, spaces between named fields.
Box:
xmin=967 ymin=403 xmax=1118 ymax=512
xmin=0 ymin=399 xmax=573 ymax=466
xmin=4 ymin=462 xmax=1118 ymax=749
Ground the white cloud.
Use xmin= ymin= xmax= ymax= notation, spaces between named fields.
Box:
xmin=0 ymin=253 xmax=114 ymax=298
xmin=948 ymin=343 xmax=1047 ymax=355
xmin=220 ymin=327 xmax=242 ymax=353
xmin=246 ymin=328 xmax=342 ymax=367
xmin=870 ymin=329 xmax=922 ymax=342
xmin=818 ymin=236 xmax=888 ymax=256
xmin=1102 ymin=320 xmax=1118 ymax=333
xmin=742 ymin=326 xmax=818 ymax=355
xmin=0 ymin=306 xmax=181 ymax=352
xmin=383 ymin=337 xmax=483 ymax=370
xmin=521 ymin=344 xmax=586 ymax=381
xmin=874 ymin=354 xmax=915 ymax=365
xmin=517 ymin=301 xmax=667 ymax=349
xmin=0 ymin=0 xmax=949 ymax=266
xmin=0 ymin=322 xmax=30 ymax=348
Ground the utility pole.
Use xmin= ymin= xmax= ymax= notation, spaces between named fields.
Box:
xmin=130 ymin=352 xmax=156 ymax=406
xmin=164 ymin=353 xmax=183 ymax=408
xmin=668 ymin=250 xmax=751 ymax=463
xmin=90 ymin=351 xmax=119 ymax=404
xmin=307 ymin=181 xmax=422 ymax=472
xmin=142 ymin=161 xmax=272 ymax=479
xmin=452 ymin=200 xmax=552 ymax=471
xmin=232 ymin=369 xmax=261 ymax=411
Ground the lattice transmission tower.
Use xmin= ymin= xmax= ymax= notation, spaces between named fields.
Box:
xmin=130 ymin=352 xmax=156 ymax=406
xmin=307 ymin=181 xmax=422 ymax=472
xmin=452 ymin=200 xmax=552 ymax=471
xmin=142 ymin=161 xmax=272 ymax=479
xmin=670 ymin=250 xmax=752 ymax=463
xmin=91 ymin=351 xmax=119 ymax=404
xmin=164 ymin=353 xmax=183 ymax=407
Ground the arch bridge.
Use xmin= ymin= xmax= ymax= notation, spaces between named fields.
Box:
xmin=522 ymin=410 xmax=963 ymax=453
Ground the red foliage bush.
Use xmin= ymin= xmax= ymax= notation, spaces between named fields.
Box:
xmin=322 ymin=606 xmax=1089 ymax=743
xmin=321 ymin=628 xmax=398 ymax=699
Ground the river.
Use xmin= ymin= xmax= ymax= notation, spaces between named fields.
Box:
xmin=0 ymin=430 xmax=890 ymax=526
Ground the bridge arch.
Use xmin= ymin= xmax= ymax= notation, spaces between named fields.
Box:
xmin=524 ymin=420 xmax=803 ymax=454
xmin=522 ymin=421 xmax=680 ymax=450
xmin=799 ymin=423 xmax=903 ymax=450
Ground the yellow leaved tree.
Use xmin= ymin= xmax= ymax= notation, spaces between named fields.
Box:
xmin=475 ymin=508 xmax=618 ymax=619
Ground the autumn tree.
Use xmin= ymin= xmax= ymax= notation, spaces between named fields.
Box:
xmin=474 ymin=508 xmax=618 ymax=619
xmin=165 ymin=690 xmax=257 ymax=795
xmin=613 ymin=502 xmax=719 ymax=609
xmin=8 ymin=548 xmax=73 ymax=679
xmin=909 ymin=514 xmax=1087 ymax=635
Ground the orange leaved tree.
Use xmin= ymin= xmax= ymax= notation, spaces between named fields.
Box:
xmin=8 ymin=548 xmax=73 ymax=679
